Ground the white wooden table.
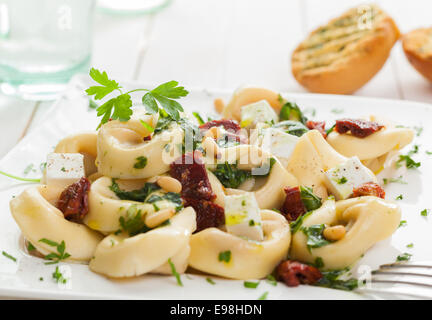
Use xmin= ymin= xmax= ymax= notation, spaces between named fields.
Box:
xmin=0 ymin=0 xmax=431 ymax=159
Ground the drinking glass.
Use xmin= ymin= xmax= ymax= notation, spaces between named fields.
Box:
xmin=0 ymin=0 xmax=95 ymax=100
xmin=97 ymin=0 xmax=172 ymax=14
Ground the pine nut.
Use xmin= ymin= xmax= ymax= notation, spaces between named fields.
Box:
xmin=202 ymin=137 xmax=221 ymax=158
xmin=214 ymin=98 xmax=225 ymax=114
xmin=157 ymin=176 xmax=182 ymax=193
xmin=145 ymin=207 xmax=175 ymax=228
xmin=323 ymin=225 xmax=346 ymax=241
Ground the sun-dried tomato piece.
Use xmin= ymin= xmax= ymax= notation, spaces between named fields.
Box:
xmin=199 ymin=119 xmax=241 ymax=132
xmin=56 ymin=177 xmax=91 ymax=223
xmin=183 ymin=197 xmax=225 ymax=232
xmin=352 ymin=182 xmax=385 ymax=199
xmin=335 ymin=119 xmax=384 ymax=138
xmin=200 ymin=119 xmax=247 ymax=144
xmin=170 ymin=151 xmax=215 ymax=201
xmin=306 ymin=121 xmax=327 ymax=138
xmin=281 ymin=187 xmax=307 ymax=222
xmin=143 ymin=135 xmax=152 ymax=141
xmin=276 ymin=260 xmax=322 ymax=287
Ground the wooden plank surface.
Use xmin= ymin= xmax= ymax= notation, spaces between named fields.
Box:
xmin=1 ymin=0 xmax=432 ymax=160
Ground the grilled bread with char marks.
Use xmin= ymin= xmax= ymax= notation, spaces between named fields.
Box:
xmin=292 ymin=4 xmax=400 ymax=94
xmin=403 ymin=27 xmax=432 ymax=82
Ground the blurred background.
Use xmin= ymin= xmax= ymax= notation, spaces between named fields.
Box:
xmin=0 ymin=0 xmax=431 ymax=158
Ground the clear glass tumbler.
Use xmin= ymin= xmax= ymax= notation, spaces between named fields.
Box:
xmin=0 ymin=0 xmax=95 ymax=100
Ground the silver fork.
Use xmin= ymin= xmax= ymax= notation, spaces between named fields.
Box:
xmin=356 ymin=261 xmax=432 ymax=299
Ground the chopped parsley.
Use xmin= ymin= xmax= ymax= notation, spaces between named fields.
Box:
xmin=133 ymin=156 xmax=148 ymax=169
xmin=168 ymin=258 xmax=183 ymax=286
xmin=110 ymin=179 xmax=160 ymax=202
xmin=290 ymin=210 xmax=314 ymax=234
xmin=2 ymin=251 xmax=17 ymax=262
xmin=314 ymin=269 xmax=359 ymax=291
xmin=273 ymin=120 xmax=309 ymax=137
xmin=218 ymin=250 xmax=231 ymax=263
xmin=244 ymin=281 xmax=260 ymax=289
xmin=192 ymin=112 xmax=205 ymax=125
xmin=383 ymin=176 xmax=407 ymax=185
xmin=396 ymin=155 xmax=420 ymax=169
xmin=331 ymin=108 xmax=344 ymax=114
xmin=206 ymin=277 xmax=216 ymax=285
xmin=38 ymin=239 xmax=71 ymax=265
xmin=301 ymin=224 xmax=331 ymax=252
xmin=27 ymin=242 xmax=36 ymax=252
xmin=266 ymin=274 xmax=277 ymax=286
xmin=258 ymin=291 xmax=268 ymax=300
xmin=406 ymin=243 xmax=414 ymax=248
xmin=420 ymin=209 xmax=429 ymax=217
xmin=140 ymin=120 xmax=154 ymax=133
xmin=300 ymin=186 xmax=322 ymax=212
xmin=336 ymin=177 xmax=348 ymax=184
xmin=395 ymin=194 xmax=403 ymax=200
xmin=52 ymin=266 xmax=67 ymax=284
xmin=398 ymin=220 xmax=407 ymax=228
xmin=119 ymin=205 xmax=150 ymax=236
xmin=396 ymin=253 xmax=412 ymax=262
xmin=212 ymin=162 xmax=251 ymax=189
xmin=278 ymin=98 xmax=308 ymax=125
xmin=314 ymin=257 xmax=325 ymax=269
xmin=23 ymin=164 xmax=35 ymax=175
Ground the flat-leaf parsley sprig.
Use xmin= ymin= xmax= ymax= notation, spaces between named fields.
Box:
xmin=86 ymin=68 xmax=189 ymax=129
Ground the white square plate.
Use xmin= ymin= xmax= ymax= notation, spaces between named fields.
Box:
xmin=0 ymin=75 xmax=431 ymax=299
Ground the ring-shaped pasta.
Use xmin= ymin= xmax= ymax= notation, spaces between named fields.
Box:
xmin=96 ymin=115 xmax=183 ymax=179
xmin=290 ymin=197 xmax=401 ymax=270
xmin=189 ymin=209 xmax=290 ymax=279
xmin=222 ymin=87 xmax=283 ymax=121
xmin=54 ymin=131 xmax=98 ymax=176
xmin=327 ymin=127 xmax=414 ymax=161
xmin=84 ymin=176 xmax=178 ymax=233
xmin=89 ymin=207 xmax=196 ymax=278
xmin=207 ymin=170 xmax=226 ymax=207
xmin=10 ymin=185 xmax=103 ymax=262
xmin=208 ymin=144 xmax=298 ymax=209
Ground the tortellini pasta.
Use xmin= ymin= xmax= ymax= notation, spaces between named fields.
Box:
xmin=207 ymin=144 xmax=298 ymax=209
xmin=286 ymin=130 xmax=347 ymax=199
xmin=96 ymin=110 xmax=183 ymax=179
xmin=10 ymin=185 xmax=103 ymax=262
xmin=189 ymin=210 xmax=290 ymax=279
xmin=54 ymin=131 xmax=98 ymax=176
xmin=84 ymin=176 xmax=179 ymax=233
xmin=222 ymin=87 xmax=283 ymax=121
xmin=327 ymin=125 xmax=414 ymax=174
xmin=89 ymin=207 xmax=196 ymax=277
xmin=290 ymin=197 xmax=401 ymax=270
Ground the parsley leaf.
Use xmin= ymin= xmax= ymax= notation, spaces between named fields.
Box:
xmin=244 ymin=281 xmax=260 ymax=289
xmin=300 ymin=186 xmax=322 ymax=212
xmin=218 ymin=250 xmax=231 ymax=263
xmin=168 ymin=258 xmax=183 ymax=286
xmin=110 ymin=179 xmax=160 ymax=202
xmin=119 ymin=205 xmax=150 ymax=236
xmin=2 ymin=251 xmax=17 ymax=262
xmin=52 ymin=266 xmax=67 ymax=284
xmin=133 ymin=156 xmax=148 ymax=169
xmin=38 ymin=239 xmax=71 ymax=264
xmin=301 ymin=224 xmax=331 ymax=251
xmin=85 ymin=68 xmax=121 ymax=100
xmin=86 ymin=68 xmax=188 ymax=129
xmin=396 ymin=253 xmax=412 ymax=261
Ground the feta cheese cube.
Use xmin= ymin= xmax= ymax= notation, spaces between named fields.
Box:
xmin=224 ymin=193 xmax=264 ymax=241
xmin=324 ymin=156 xmax=378 ymax=200
xmin=240 ymin=100 xmax=278 ymax=128
xmin=253 ymin=128 xmax=298 ymax=167
xmin=45 ymin=153 xmax=85 ymax=189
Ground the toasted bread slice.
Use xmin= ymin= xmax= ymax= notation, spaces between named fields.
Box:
xmin=292 ymin=4 xmax=400 ymax=94
xmin=403 ymin=27 xmax=432 ymax=82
